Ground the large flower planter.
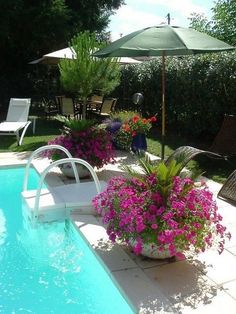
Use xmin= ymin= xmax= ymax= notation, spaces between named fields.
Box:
xmin=131 ymin=133 xmax=147 ymax=153
xmin=93 ymin=159 xmax=231 ymax=260
xmin=130 ymin=240 xmax=175 ymax=259
xmin=59 ymin=163 xmax=90 ymax=179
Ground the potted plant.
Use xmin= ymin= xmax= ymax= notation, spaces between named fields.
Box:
xmin=104 ymin=112 xmax=157 ymax=152
xmin=92 ymin=158 xmax=231 ymax=259
xmin=127 ymin=115 xmax=157 ymax=153
xmin=44 ymin=118 xmax=116 ymax=177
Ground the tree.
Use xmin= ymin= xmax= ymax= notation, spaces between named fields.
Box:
xmin=189 ymin=0 xmax=236 ymax=45
xmin=211 ymin=0 xmax=236 ymax=45
xmin=188 ymin=13 xmax=213 ymax=34
xmin=0 ymin=0 xmax=124 ymax=108
xmin=59 ymin=32 xmax=121 ymax=118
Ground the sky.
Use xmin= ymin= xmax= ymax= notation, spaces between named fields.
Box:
xmin=108 ymin=0 xmax=215 ymax=40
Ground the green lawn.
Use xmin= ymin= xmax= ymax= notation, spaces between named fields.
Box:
xmin=0 ymin=118 xmax=234 ymax=183
xmin=0 ymin=118 xmax=62 ymax=153
xmin=147 ymin=127 xmax=235 ymax=183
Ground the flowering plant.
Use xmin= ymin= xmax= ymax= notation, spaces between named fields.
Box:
xmin=44 ymin=119 xmax=115 ymax=169
xmin=113 ymin=128 xmax=133 ymax=151
xmin=93 ymin=159 xmax=230 ymax=257
xmin=104 ymin=113 xmax=157 ymax=151
xmin=123 ymin=115 xmax=157 ymax=137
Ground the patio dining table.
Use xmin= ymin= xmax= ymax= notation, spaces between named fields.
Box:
xmin=86 ymin=99 xmax=102 ymax=111
xmin=74 ymin=97 xmax=103 ymax=119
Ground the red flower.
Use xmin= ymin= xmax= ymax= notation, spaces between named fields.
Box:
xmin=120 ymin=114 xmax=158 ymax=136
xmin=123 ymin=124 xmax=131 ymax=132
xmin=132 ymin=115 xmax=140 ymax=123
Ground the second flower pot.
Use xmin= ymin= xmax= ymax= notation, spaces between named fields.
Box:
xmin=59 ymin=163 xmax=90 ymax=179
xmin=131 ymin=133 xmax=147 ymax=153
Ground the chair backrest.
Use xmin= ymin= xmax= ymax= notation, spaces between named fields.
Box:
xmin=210 ymin=115 xmax=236 ymax=156
xmin=164 ymin=145 xmax=222 ymax=172
xmin=42 ymin=97 xmax=59 ymax=114
xmin=100 ymin=98 xmax=115 ymax=114
xmin=55 ymin=95 xmax=65 ymax=108
xmin=90 ymin=95 xmax=103 ymax=103
xmin=6 ymin=98 xmax=31 ymax=122
xmin=111 ymin=98 xmax=118 ymax=112
xmin=165 ymin=146 xmax=205 ymax=169
xmin=217 ymin=170 xmax=236 ymax=204
xmin=61 ymin=97 xmax=75 ymax=115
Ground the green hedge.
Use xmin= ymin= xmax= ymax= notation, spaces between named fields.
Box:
xmin=113 ymin=51 xmax=236 ymax=138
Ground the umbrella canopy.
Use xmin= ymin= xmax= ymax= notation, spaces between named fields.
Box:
xmin=93 ymin=25 xmax=235 ymax=159
xmin=29 ymin=47 xmax=141 ymax=65
xmin=29 ymin=47 xmax=75 ymax=65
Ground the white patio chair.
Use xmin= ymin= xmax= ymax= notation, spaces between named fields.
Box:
xmin=0 ymin=98 xmax=31 ymax=145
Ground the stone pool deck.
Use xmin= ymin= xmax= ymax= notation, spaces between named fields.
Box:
xmin=1 ymin=151 xmax=236 ymax=314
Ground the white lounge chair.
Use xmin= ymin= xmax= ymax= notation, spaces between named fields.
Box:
xmin=21 ymin=145 xmax=107 ymax=224
xmin=0 ymin=98 xmax=31 ymax=145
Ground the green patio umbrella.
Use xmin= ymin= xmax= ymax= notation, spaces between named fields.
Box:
xmin=93 ymin=25 xmax=235 ymax=159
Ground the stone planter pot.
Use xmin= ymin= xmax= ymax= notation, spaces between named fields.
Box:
xmin=130 ymin=240 xmax=175 ymax=259
xmin=59 ymin=163 xmax=90 ymax=179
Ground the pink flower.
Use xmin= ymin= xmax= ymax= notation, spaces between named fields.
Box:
xmin=92 ymin=168 xmax=230 ymax=257
xmin=45 ymin=127 xmax=115 ymax=169
xmin=132 ymin=241 xmax=143 ymax=255
xmin=151 ymin=224 xmax=158 ymax=230
xmin=151 ymin=192 xmax=163 ymax=204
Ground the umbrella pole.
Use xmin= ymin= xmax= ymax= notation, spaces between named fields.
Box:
xmin=161 ymin=52 xmax=166 ymax=160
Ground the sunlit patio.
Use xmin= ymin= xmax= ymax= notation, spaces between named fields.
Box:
xmin=1 ymin=150 xmax=235 ymax=314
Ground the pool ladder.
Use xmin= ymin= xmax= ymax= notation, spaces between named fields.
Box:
xmin=22 ymin=145 xmax=103 ymax=224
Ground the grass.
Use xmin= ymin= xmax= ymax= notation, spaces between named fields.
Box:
xmin=0 ymin=118 xmax=62 ymax=152
xmin=147 ymin=126 xmax=235 ymax=183
xmin=0 ymin=117 xmax=234 ymax=183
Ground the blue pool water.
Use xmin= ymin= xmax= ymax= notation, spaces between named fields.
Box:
xmin=0 ymin=166 xmax=135 ymax=313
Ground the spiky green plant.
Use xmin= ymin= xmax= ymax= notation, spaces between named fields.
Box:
xmin=123 ymin=157 xmax=188 ymax=203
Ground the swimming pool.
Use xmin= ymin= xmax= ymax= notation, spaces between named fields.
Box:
xmin=0 ymin=166 xmax=135 ymax=313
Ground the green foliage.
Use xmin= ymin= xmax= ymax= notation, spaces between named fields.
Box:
xmin=62 ymin=118 xmax=96 ymax=132
xmin=188 ymin=13 xmax=213 ymax=34
xmin=110 ymin=110 xmax=141 ymax=123
xmin=0 ymin=0 xmax=124 ymax=108
xmin=189 ymin=0 xmax=236 ymax=45
xmin=139 ymin=158 xmax=182 ymax=180
xmin=123 ymin=158 xmax=184 ymax=202
xmin=212 ymin=0 xmax=236 ymax=45
xmin=116 ymin=51 xmax=236 ymax=137
xmin=113 ymin=128 xmax=133 ymax=151
xmin=59 ymin=31 xmax=121 ymax=118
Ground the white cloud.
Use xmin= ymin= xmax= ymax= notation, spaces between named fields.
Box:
xmin=108 ymin=0 xmax=213 ymax=41
xmin=109 ymin=6 xmax=164 ymax=40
